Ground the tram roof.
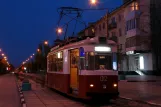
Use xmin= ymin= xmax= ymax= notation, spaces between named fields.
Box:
xmin=48 ymin=36 xmax=117 ymax=55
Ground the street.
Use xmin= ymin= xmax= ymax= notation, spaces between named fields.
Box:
xmin=0 ymin=74 xmax=20 ymax=107
xmin=119 ymin=81 xmax=161 ymax=106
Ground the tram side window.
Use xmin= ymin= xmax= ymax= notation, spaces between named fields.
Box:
xmin=53 ymin=52 xmax=63 ymax=72
xmin=85 ymin=52 xmax=95 ymax=70
xmin=57 ymin=52 xmax=63 ymax=72
xmin=49 ymin=52 xmax=63 ymax=72
xmin=52 ymin=54 xmax=57 ymax=72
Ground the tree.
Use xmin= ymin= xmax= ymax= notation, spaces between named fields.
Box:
xmin=32 ymin=42 xmax=51 ymax=74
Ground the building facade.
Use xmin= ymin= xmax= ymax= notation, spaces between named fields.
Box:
xmin=77 ymin=0 xmax=161 ymax=75
xmin=107 ymin=0 xmax=161 ymax=75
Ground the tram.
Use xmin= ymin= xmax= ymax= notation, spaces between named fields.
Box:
xmin=46 ymin=36 xmax=119 ymax=99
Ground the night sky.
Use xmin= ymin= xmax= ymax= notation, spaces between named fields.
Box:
xmin=0 ymin=0 xmax=122 ymax=67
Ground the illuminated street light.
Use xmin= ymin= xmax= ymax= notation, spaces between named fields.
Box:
xmin=4 ymin=57 xmax=7 ymax=59
xmin=37 ymin=49 xmax=40 ymax=52
xmin=89 ymin=0 xmax=98 ymax=6
xmin=0 ymin=49 xmax=1 ymax=52
xmin=57 ymin=27 xmax=63 ymax=34
xmin=33 ymin=53 xmax=35 ymax=56
xmin=30 ymin=56 xmax=32 ymax=58
xmin=44 ymin=41 xmax=48 ymax=45
xmin=2 ymin=53 xmax=4 ymax=56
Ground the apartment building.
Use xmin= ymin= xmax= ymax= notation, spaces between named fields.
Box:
xmin=94 ymin=15 xmax=108 ymax=37
xmin=78 ymin=15 xmax=108 ymax=38
xmin=77 ymin=0 xmax=161 ymax=75
xmin=107 ymin=0 xmax=161 ymax=75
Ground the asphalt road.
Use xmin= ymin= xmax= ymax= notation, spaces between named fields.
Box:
xmin=0 ymin=74 xmax=20 ymax=107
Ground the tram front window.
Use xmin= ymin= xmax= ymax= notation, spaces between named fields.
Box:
xmin=85 ymin=52 xmax=112 ymax=70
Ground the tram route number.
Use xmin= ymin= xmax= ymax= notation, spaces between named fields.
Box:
xmin=100 ymin=76 xmax=108 ymax=81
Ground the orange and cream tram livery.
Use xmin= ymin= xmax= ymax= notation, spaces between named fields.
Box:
xmin=47 ymin=36 xmax=119 ymax=99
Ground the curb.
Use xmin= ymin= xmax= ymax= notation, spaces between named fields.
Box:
xmin=120 ymin=96 xmax=161 ymax=107
xmin=127 ymin=80 xmax=157 ymax=82
xmin=118 ymin=80 xmax=157 ymax=82
xmin=16 ymin=81 xmax=27 ymax=107
xmin=118 ymin=80 xmax=127 ymax=82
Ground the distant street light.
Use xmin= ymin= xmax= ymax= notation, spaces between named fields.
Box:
xmin=33 ymin=53 xmax=35 ymax=56
xmin=44 ymin=41 xmax=48 ymax=45
xmin=2 ymin=53 xmax=4 ymax=56
xmin=0 ymin=49 xmax=1 ymax=52
xmin=37 ymin=49 xmax=40 ymax=52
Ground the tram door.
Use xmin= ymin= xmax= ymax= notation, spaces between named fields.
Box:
xmin=70 ymin=49 xmax=79 ymax=90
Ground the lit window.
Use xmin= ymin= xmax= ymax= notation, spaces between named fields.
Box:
xmin=139 ymin=56 xmax=144 ymax=70
xmin=132 ymin=2 xmax=139 ymax=11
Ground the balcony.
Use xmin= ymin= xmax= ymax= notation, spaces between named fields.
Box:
xmin=108 ymin=22 xmax=117 ymax=30
xmin=125 ymin=36 xmax=151 ymax=51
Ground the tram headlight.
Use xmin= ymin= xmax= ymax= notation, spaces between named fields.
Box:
xmin=90 ymin=84 xmax=94 ymax=88
xmin=113 ymin=83 xmax=117 ymax=87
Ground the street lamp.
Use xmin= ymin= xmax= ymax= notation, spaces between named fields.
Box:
xmin=89 ymin=0 xmax=98 ymax=6
xmin=44 ymin=41 xmax=48 ymax=45
xmin=37 ymin=49 xmax=40 ymax=52
xmin=57 ymin=27 xmax=63 ymax=34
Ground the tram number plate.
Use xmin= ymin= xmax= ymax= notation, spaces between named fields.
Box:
xmin=100 ymin=76 xmax=108 ymax=82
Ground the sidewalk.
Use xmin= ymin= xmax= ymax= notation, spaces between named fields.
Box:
xmin=19 ymin=80 xmax=85 ymax=107
xmin=126 ymin=75 xmax=161 ymax=82
xmin=119 ymin=81 xmax=161 ymax=106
